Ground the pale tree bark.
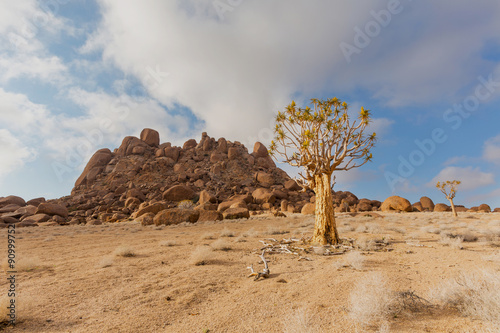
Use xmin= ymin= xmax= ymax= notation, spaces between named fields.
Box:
xmin=311 ymin=172 xmax=339 ymax=245
xmin=448 ymin=199 xmax=457 ymax=217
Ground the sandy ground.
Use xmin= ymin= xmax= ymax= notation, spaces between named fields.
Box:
xmin=1 ymin=212 xmax=500 ymax=332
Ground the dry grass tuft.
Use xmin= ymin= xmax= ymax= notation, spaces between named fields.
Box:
xmin=97 ymin=256 xmax=114 ymax=268
xmin=431 ymin=270 xmax=500 ymax=323
xmin=15 ymin=257 xmax=43 ymax=272
xmin=266 ymin=226 xmax=289 ymax=235
xmin=386 ymin=225 xmax=407 ymax=235
xmin=344 ymin=251 xmax=365 ymax=270
xmin=190 ymin=246 xmax=215 ymax=265
xmin=210 ymin=239 xmax=232 ymax=251
xmin=159 ymin=240 xmax=178 ymax=247
xmin=439 ymin=234 xmax=464 ymax=250
xmin=355 ymin=236 xmax=379 ymax=251
xmin=201 ymin=232 xmax=217 ymax=240
xmin=234 ymin=236 xmax=247 ymax=243
xmin=242 ymin=228 xmax=258 ymax=238
xmin=338 ymin=225 xmax=355 ymax=233
xmin=349 ymin=272 xmax=392 ymax=326
xmin=113 ymin=246 xmax=136 ymax=257
xmin=220 ymin=228 xmax=235 ymax=238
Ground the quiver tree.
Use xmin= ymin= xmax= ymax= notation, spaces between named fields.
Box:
xmin=269 ymin=97 xmax=376 ymax=245
xmin=436 ymin=180 xmax=461 ymax=217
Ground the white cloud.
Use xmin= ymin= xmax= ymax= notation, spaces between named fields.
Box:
xmin=83 ymin=1 xmax=389 ymax=145
xmin=428 ymin=166 xmax=495 ymax=191
xmin=0 ymin=1 xmax=70 ymax=84
xmin=0 ymin=129 xmax=36 ymax=179
xmin=81 ymin=1 xmax=500 ymax=148
xmin=483 ymin=134 xmax=500 ymax=165
xmin=0 ymin=55 xmax=67 ymax=84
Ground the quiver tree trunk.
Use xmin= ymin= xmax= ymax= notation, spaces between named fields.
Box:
xmin=311 ymin=172 xmax=339 ymax=245
xmin=449 ymin=199 xmax=457 ymax=217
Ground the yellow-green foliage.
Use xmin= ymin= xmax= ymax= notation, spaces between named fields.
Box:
xmin=436 ymin=180 xmax=461 ymax=200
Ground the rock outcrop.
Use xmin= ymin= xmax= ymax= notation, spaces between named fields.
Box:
xmin=380 ymin=196 xmax=412 ymax=212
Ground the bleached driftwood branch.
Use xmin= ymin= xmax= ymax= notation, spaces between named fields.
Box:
xmin=247 ymin=250 xmax=270 ymax=281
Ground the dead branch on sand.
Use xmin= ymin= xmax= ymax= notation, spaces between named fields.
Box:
xmin=247 ymin=250 xmax=270 ymax=281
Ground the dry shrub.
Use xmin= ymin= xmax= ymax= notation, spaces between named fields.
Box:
xmin=282 ymin=308 xmax=314 ymax=333
xmin=113 ymin=246 xmax=136 ymax=257
xmin=16 ymin=258 xmax=42 ymax=272
xmin=420 ymin=226 xmax=440 ymax=234
xmin=349 ymin=272 xmax=392 ymax=326
xmin=201 ymin=232 xmax=216 ymax=240
xmin=355 ymin=237 xmax=377 ymax=251
xmin=386 ymin=225 xmax=407 ymax=235
xmin=338 ymin=225 xmax=355 ymax=233
xmin=266 ymin=226 xmax=288 ymax=235
xmin=460 ymin=231 xmax=478 ymax=242
xmin=159 ymin=240 xmax=177 ymax=247
xmin=355 ymin=224 xmax=367 ymax=233
xmin=190 ymin=246 xmax=214 ymax=266
xmin=211 ymin=239 xmax=232 ymax=251
xmin=344 ymin=251 xmax=365 ymax=270
xmin=365 ymin=223 xmax=382 ymax=234
xmin=439 ymin=234 xmax=464 ymax=250
xmin=234 ymin=236 xmax=246 ymax=243
xmin=431 ymin=270 xmax=500 ymax=323
xmin=97 ymin=256 xmax=114 ymax=268
xmin=242 ymin=228 xmax=258 ymax=237
xmin=220 ymin=228 xmax=235 ymax=238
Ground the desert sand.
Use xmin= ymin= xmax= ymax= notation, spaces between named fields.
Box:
xmin=1 ymin=211 xmax=500 ymax=332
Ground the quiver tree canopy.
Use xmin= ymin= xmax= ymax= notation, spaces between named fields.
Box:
xmin=269 ymin=97 xmax=376 ymax=189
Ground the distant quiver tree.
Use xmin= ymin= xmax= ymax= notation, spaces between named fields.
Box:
xmin=269 ymin=97 xmax=376 ymax=245
xmin=436 ymin=180 xmax=461 ymax=217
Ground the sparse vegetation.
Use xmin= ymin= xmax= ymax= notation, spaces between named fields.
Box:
xmin=220 ymin=228 xmax=235 ymax=237
xmin=431 ymin=270 xmax=500 ymax=323
xmin=344 ymin=251 xmax=365 ymax=270
xmin=113 ymin=246 xmax=136 ymax=257
xmin=97 ymin=256 xmax=114 ymax=268
xmin=190 ymin=246 xmax=214 ymax=265
xmin=159 ymin=240 xmax=178 ymax=247
xmin=15 ymin=257 xmax=42 ymax=272
xmin=201 ymin=232 xmax=217 ymax=240
xmin=266 ymin=226 xmax=289 ymax=235
xmin=439 ymin=234 xmax=464 ymax=250
xmin=242 ymin=228 xmax=258 ymax=237
xmin=210 ymin=239 xmax=232 ymax=251
xmin=349 ymin=273 xmax=392 ymax=327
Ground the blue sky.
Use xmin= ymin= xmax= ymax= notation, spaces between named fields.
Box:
xmin=1 ymin=0 xmax=500 ymax=208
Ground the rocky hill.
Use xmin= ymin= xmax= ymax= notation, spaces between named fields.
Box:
xmin=62 ymin=129 xmax=313 ymax=225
